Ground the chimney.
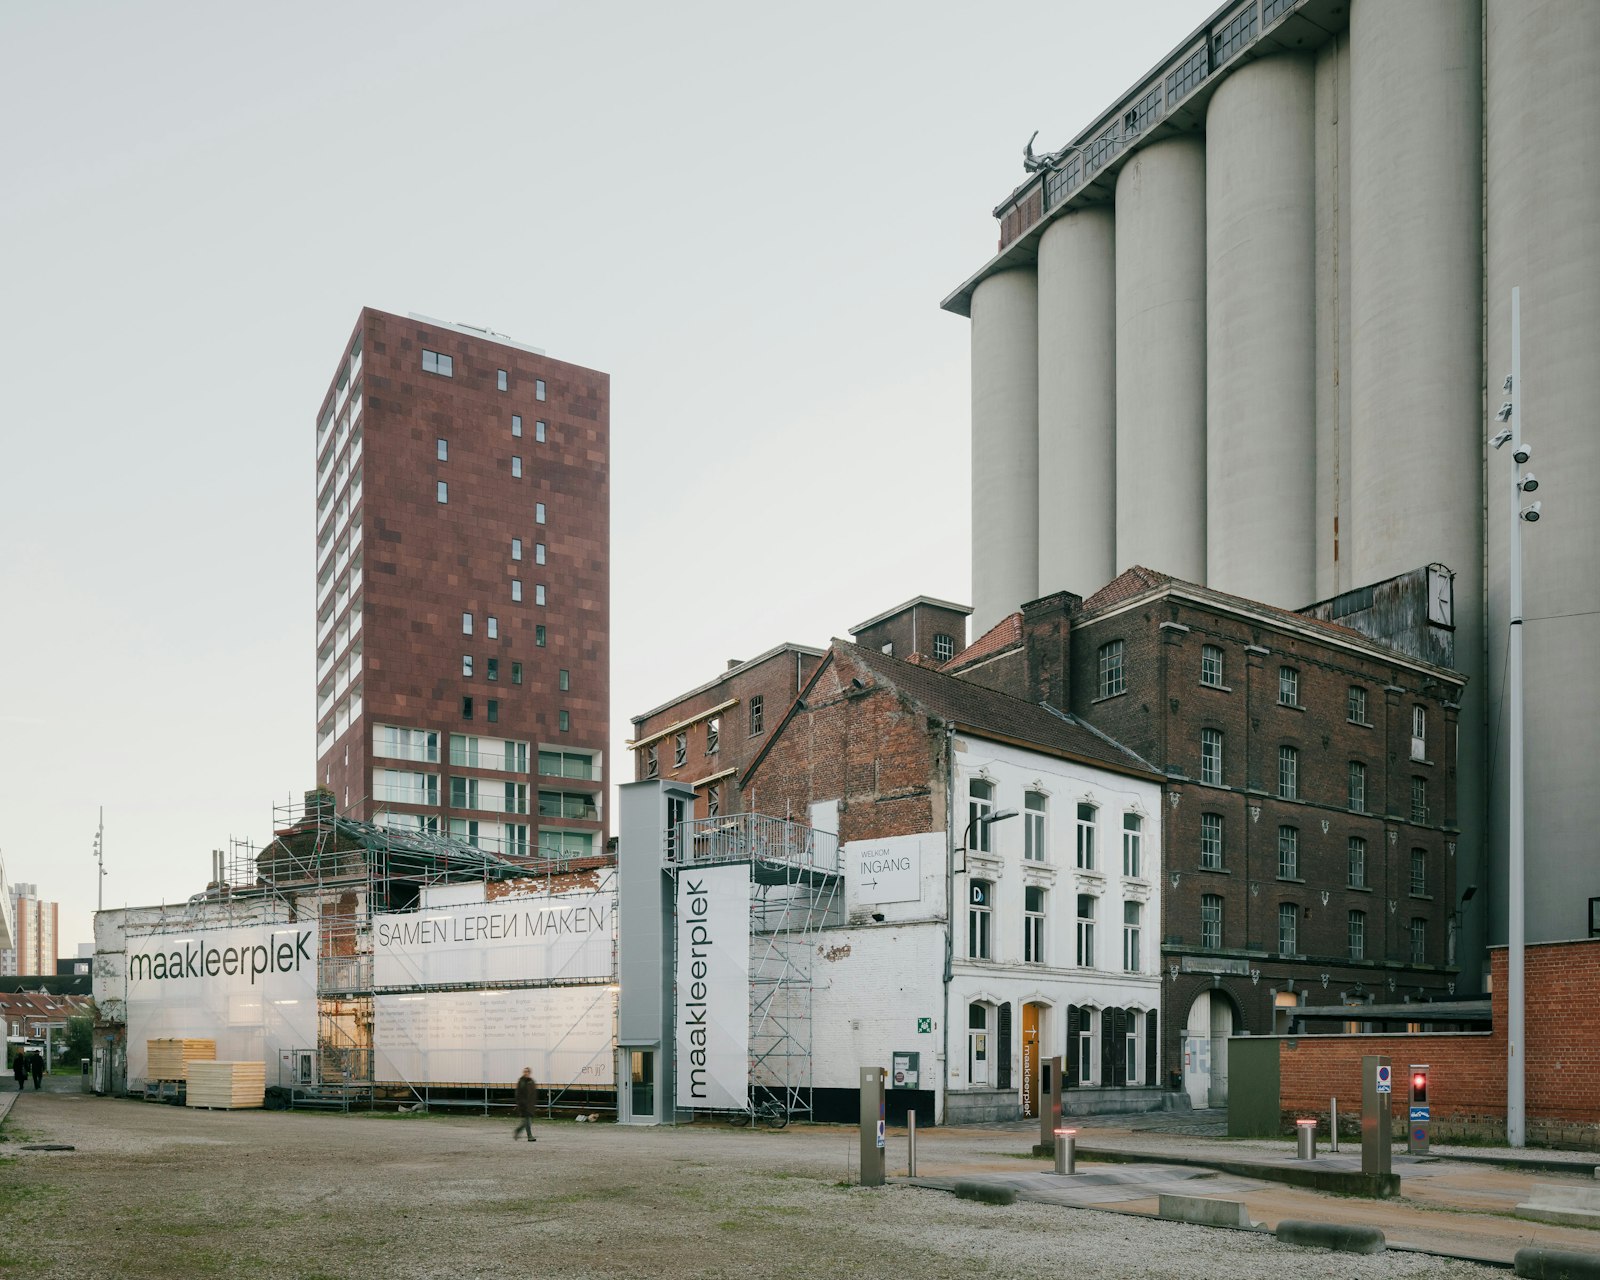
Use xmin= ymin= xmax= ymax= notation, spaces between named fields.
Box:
xmin=1020 ymin=590 xmax=1081 ymax=708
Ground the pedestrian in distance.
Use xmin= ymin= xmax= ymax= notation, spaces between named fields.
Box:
xmin=29 ymin=1050 xmax=44 ymax=1090
xmin=513 ymin=1066 xmax=538 ymax=1142
xmin=10 ymin=1051 xmax=24 ymax=1091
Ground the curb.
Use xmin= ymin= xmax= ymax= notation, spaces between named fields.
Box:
xmin=1276 ymin=1219 xmax=1386 ymax=1255
xmin=1515 ymin=1247 xmax=1600 ymax=1279
xmin=1078 ymin=1145 xmax=1402 ymax=1199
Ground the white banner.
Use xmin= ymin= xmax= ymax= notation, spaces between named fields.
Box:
xmin=849 ymin=833 xmax=926 ymax=905
xmin=374 ymin=986 xmax=615 ymax=1087
xmin=124 ymin=922 xmax=319 ymax=1084
xmin=372 ymin=891 xmax=612 ymax=989
xmin=675 ymin=864 xmax=749 ymax=1111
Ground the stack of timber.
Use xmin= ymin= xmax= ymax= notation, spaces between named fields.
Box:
xmin=147 ymin=1039 xmax=215 ymax=1081
xmin=185 ymin=1061 xmax=267 ymax=1109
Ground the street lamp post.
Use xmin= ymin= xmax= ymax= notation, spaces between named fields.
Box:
xmin=92 ymin=807 xmax=106 ymax=914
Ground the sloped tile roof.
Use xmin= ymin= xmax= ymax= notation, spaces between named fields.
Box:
xmin=941 ymin=612 xmax=1022 ymax=672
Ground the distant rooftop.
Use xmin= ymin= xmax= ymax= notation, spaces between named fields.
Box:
xmin=849 ymin=595 xmax=972 ymax=636
xmin=406 ymin=312 xmax=546 ymax=357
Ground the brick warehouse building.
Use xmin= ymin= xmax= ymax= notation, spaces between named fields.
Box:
xmin=946 ymin=566 xmax=1465 ymax=1107
xmin=314 ymin=309 xmax=608 ymax=858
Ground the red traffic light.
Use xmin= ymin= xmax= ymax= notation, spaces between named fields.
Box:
xmin=1412 ymin=1073 xmax=1426 ymax=1090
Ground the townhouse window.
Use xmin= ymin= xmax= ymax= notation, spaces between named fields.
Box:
xmin=559 ymin=669 xmax=570 ymax=692
xmin=1348 ymin=910 xmax=1366 ymax=961
xmin=511 ymin=580 xmax=522 ymax=603
xmin=1200 ymin=728 xmax=1223 ymax=786
xmin=1279 ymin=666 xmax=1299 ymax=706
xmin=933 ymin=633 xmax=956 ymax=663
xmin=1201 ymin=644 xmax=1224 ymax=687
xmin=707 ymin=784 xmax=720 ymax=818
xmin=969 ymin=1003 xmax=992 ymax=1086
xmin=487 ymin=616 xmax=498 ymax=639
xmin=535 ymin=625 xmax=546 ymax=647
xmin=511 ymin=662 xmax=523 ymax=685
xmin=535 ymin=420 xmax=546 ymax=443
xmin=1410 ymin=848 xmax=1427 ymax=895
xmin=1074 ymin=1009 xmax=1096 ymax=1085
xmin=1097 ymin=640 xmax=1126 ymax=698
xmin=749 ymin=694 xmax=764 ymax=736
xmin=1347 ymin=761 xmax=1366 ymax=812
xmin=1023 ymin=791 xmax=1047 ymax=862
xmin=644 ymin=744 xmax=659 ymax=779
xmin=535 ymin=378 xmax=546 ymax=401
xmin=1124 ymin=1010 xmax=1143 ymax=1085
xmin=497 ymin=369 xmax=508 ymax=392
xmin=421 ymin=349 xmax=453 ymax=377
xmin=1200 ymin=813 xmax=1224 ymax=870
xmin=437 ymin=481 xmax=448 ymax=504
xmin=1410 ymin=917 xmax=1428 ymax=964
xmin=1075 ymin=894 xmax=1097 ymax=967
xmin=512 ymin=456 xmax=522 ymax=478
xmin=462 ymin=654 xmax=474 ymax=678
xmin=1411 ymin=705 xmax=1427 ymax=760
xmin=1278 ymin=903 xmax=1298 ymax=957
xmin=512 ymin=414 xmax=522 ymax=438
xmin=1075 ymin=803 xmax=1096 ymax=869
xmin=1122 ymin=901 xmax=1142 ymax=971
xmin=968 ymin=880 xmax=993 ymax=959
xmin=1411 ymin=777 xmax=1429 ymax=824
xmin=463 ymin=612 xmax=473 ymax=636
xmin=486 ymin=699 xmax=498 ymax=724
xmin=1277 ymin=825 xmax=1298 ymax=880
xmin=1348 ymin=836 xmax=1367 ymax=888
xmin=1122 ymin=813 xmax=1143 ymax=877
xmin=437 ymin=438 xmax=448 ymax=461
xmin=1278 ymin=745 xmax=1298 ymax=800
xmin=1348 ymin=685 xmax=1368 ymax=724
xmin=674 ymin=732 xmax=687 ymax=768
xmin=535 ymin=542 xmax=546 ymax=565
xmin=535 ymin=502 xmax=546 ymax=524
xmin=1024 ymin=886 xmax=1045 ymax=964
xmin=969 ymin=778 xmax=996 ymax=851
xmin=512 ymin=538 xmax=522 ymax=561
xmin=706 ymin=715 xmax=719 ymax=754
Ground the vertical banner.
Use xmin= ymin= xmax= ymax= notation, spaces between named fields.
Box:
xmin=675 ymin=864 xmax=749 ymax=1110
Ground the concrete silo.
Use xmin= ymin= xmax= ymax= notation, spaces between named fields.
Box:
xmin=1038 ymin=207 xmax=1117 ymax=599
xmin=1312 ymin=32 xmax=1353 ymax=601
xmin=970 ymin=267 xmax=1040 ymax=635
xmin=1485 ymin=0 xmax=1600 ymax=945
xmin=1205 ymin=55 xmax=1317 ymax=606
xmin=1349 ymin=0 xmax=1484 ymax=977
xmin=1114 ymin=136 xmax=1207 ymax=584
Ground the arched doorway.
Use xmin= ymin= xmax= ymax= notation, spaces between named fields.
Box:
xmin=1182 ymin=989 xmax=1239 ymax=1108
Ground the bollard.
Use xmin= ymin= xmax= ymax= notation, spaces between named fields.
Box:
xmin=1054 ymin=1128 xmax=1077 ymax=1175
xmin=1297 ymin=1118 xmax=1317 ymax=1160
xmin=1330 ymin=1097 xmax=1339 ymax=1153
xmin=908 ymin=1109 xmax=917 ymax=1178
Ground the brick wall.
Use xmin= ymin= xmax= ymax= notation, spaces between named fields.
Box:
xmin=1278 ymin=939 xmax=1600 ymax=1143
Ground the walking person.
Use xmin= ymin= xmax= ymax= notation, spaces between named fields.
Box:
xmin=10 ymin=1051 xmax=24 ymax=1091
xmin=512 ymin=1066 xmax=538 ymax=1142
xmin=28 ymin=1050 xmax=44 ymax=1090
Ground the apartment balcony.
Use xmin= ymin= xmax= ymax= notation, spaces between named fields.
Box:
xmin=670 ymin=812 xmax=841 ymax=878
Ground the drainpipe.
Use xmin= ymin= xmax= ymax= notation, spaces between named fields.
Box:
xmin=942 ymin=722 xmax=955 ymax=1125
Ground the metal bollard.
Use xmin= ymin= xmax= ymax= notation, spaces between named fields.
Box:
xmin=1330 ymin=1097 xmax=1339 ymax=1153
xmin=1054 ymin=1128 xmax=1077 ymax=1175
xmin=1296 ymin=1118 xmax=1317 ymax=1160
xmin=908 ymin=1110 xmax=917 ymax=1178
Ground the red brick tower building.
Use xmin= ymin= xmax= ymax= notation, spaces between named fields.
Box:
xmin=313 ymin=309 xmax=609 ymax=859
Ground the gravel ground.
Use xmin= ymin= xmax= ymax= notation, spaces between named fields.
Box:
xmin=0 ymin=1094 xmax=1505 ymax=1280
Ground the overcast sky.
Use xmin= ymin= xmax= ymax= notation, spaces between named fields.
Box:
xmin=0 ymin=0 xmax=1206 ymax=953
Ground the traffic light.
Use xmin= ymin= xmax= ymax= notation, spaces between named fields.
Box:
xmin=1411 ymin=1069 xmax=1428 ymax=1105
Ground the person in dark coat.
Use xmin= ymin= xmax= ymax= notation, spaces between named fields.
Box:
xmin=512 ymin=1066 xmax=538 ymax=1142
xmin=28 ymin=1050 xmax=44 ymax=1089
xmin=10 ymin=1051 xmax=24 ymax=1091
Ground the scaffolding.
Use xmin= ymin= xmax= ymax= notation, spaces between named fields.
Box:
xmin=672 ymin=813 xmax=842 ymax=1124
xmin=190 ymin=788 xmax=612 ymax=1113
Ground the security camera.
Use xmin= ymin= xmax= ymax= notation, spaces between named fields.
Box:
xmin=1513 ymin=441 xmax=1532 ymax=464
xmin=1495 ymin=403 xmax=1514 ymax=423
xmin=1490 ymin=428 xmax=1513 ymax=449
xmin=1521 ymin=501 xmax=1542 ymax=523
xmin=1519 ymin=472 xmax=1539 ymax=493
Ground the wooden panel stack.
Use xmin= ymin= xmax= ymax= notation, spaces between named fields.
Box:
xmin=147 ymin=1039 xmax=216 ymax=1081
xmin=185 ymin=1061 xmax=267 ymax=1110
